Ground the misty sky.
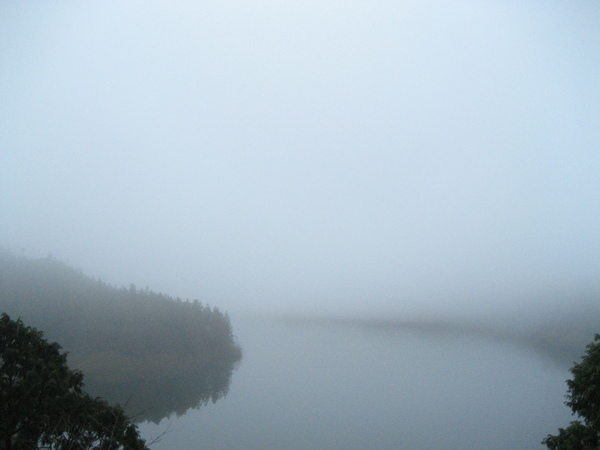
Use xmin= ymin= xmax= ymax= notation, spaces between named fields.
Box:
xmin=1 ymin=1 xmax=599 ymax=317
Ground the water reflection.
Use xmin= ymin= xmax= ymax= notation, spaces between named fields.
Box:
xmin=138 ymin=314 xmax=575 ymax=450
xmin=79 ymin=357 xmax=240 ymax=423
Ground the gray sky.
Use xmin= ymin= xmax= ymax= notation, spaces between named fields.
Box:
xmin=1 ymin=1 xmax=599 ymax=317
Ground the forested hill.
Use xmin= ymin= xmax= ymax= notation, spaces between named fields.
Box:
xmin=0 ymin=248 xmax=242 ymax=422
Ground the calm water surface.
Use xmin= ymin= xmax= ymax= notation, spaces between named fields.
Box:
xmin=139 ymin=314 xmax=573 ymax=449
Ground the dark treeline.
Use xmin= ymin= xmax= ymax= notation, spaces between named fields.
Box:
xmin=0 ymin=248 xmax=242 ymax=423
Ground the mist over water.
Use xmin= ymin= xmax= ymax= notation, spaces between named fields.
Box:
xmin=1 ymin=2 xmax=599 ymax=447
xmin=137 ymin=313 xmax=574 ymax=449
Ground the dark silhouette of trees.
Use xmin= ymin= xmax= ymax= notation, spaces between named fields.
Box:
xmin=0 ymin=313 xmax=147 ymax=450
xmin=543 ymin=334 xmax=600 ymax=449
xmin=0 ymin=248 xmax=242 ymax=423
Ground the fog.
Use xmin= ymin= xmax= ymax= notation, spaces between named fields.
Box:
xmin=1 ymin=1 xmax=599 ymax=320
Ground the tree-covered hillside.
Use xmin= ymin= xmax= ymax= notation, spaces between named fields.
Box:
xmin=0 ymin=248 xmax=242 ymax=422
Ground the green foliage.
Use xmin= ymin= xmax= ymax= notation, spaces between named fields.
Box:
xmin=543 ymin=334 xmax=600 ymax=449
xmin=0 ymin=313 xmax=147 ymax=450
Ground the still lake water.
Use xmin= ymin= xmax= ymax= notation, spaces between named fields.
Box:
xmin=138 ymin=314 xmax=573 ymax=449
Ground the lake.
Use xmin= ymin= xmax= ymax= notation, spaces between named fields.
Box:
xmin=138 ymin=313 xmax=574 ymax=449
